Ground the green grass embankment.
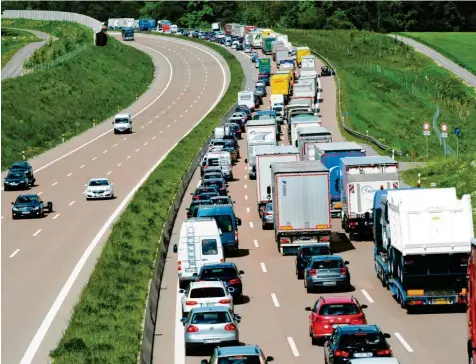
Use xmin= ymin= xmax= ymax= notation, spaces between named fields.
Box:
xmin=283 ymin=29 xmax=476 ymax=160
xmin=396 ymin=32 xmax=476 ymax=76
xmin=50 ymin=36 xmax=243 ymax=363
xmin=1 ymin=28 xmax=41 ymax=67
xmin=1 ymin=19 xmax=154 ymax=170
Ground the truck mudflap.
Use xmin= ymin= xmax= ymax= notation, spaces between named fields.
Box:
xmin=277 ymin=233 xmax=331 ymax=255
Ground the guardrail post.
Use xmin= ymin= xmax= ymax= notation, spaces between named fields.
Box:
xmin=392 ymin=149 xmax=395 ymax=160
xmin=62 ymin=133 xmax=65 ymax=143
xmin=22 ymin=151 xmax=26 ymax=161
xmin=93 ymin=119 xmax=96 ymax=127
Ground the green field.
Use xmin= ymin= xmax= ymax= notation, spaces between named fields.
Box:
xmin=283 ymin=29 xmax=476 ymax=160
xmin=397 ymin=32 xmax=476 ymax=76
xmin=1 ymin=28 xmax=41 ymax=67
xmin=1 ymin=19 xmax=154 ymax=170
xmin=50 ymin=35 xmax=244 ymax=363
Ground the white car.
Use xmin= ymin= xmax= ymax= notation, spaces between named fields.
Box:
xmin=255 ymin=80 xmax=266 ymax=88
xmin=231 ymin=43 xmax=237 ymax=50
xmin=85 ymin=178 xmax=114 ymax=200
xmin=180 ymin=281 xmax=235 ymax=316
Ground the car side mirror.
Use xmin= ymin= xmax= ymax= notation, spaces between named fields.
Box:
xmin=239 ymin=270 xmax=244 ymax=274
xmin=180 ymin=317 xmax=187 ymax=324
xmin=266 ymin=186 xmax=271 ymax=195
xmin=192 ymin=273 xmax=198 ymax=277
xmin=173 ymin=244 xmax=178 ymax=253
xmin=304 ymin=306 xmax=312 ymax=311
xmin=344 ymin=261 xmax=349 ymax=265
xmin=179 ymin=289 xmax=185 ymax=294
xmin=200 ymin=360 xmax=209 ymax=364
xmin=244 ymin=158 xmax=248 ymax=163
xmin=11 ymin=202 xmax=14 ymax=205
xmin=361 ymin=304 xmax=368 ymax=309
xmin=236 ymin=218 xmax=242 ymax=226
xmin=266 ymin=356 xmax=274 ymax=362
xmin=384 ymin=333 xmax=391 ymax=339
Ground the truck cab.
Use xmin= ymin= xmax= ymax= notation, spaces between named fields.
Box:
xmin=113 ymin=113 xmax=132 ymax=134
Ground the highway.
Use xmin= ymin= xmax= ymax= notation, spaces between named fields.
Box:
xmin=1 ymin=33 xmax=229 ymax=364
xmin=153 ymin=40 xmax=466 ymax=364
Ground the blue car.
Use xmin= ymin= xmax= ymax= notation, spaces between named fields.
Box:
xmin=304 ymin=255 xmax=351 ymax=293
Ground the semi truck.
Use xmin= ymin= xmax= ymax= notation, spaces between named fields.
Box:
xmin=314 ymin=142 xmax=366 ymax=217
xmin=262 ymin=36 xmax=276 ymax=55
xmin=258 ymin=57 xmax=271 ymax=74
xmin=212 ymin=22 xmax=221 ymax=32
xmin=224 ymin=23 xmax=234 ymax=35
xmin=232 ymin=24 xmax=245 ymax=37
xmin=340 ymin=156 xmax=399 ymax=240
xmin=255 ymin=146 xmax=300 ymax=216
xmin=138 ymin=19 xmax=156 ymax=31
xmin=290 ymin=114 xmax=321 ymax=146
xmin=271 ymin=161 xmax=332 ymax=255
xmin=467 ymin=238 xmax=476 ymax=363
xmin=297 ymin=126 xmax=332 ymax=160
xmin=245 ymin=119 xmax=277 ymax=179
xmin=374 ymin=188 xmax=473 ymax=312
xmin=296 ymin=46 xmax=311 ymax=67
xmin=270 ymin=74 xmax=290 ymax=98
xmin=247 ymin=32 xmax=262 ymax=48
xmin=272 ymin=41 xmax=285 ymax=61
xmin=276 ymin=49 xmax=290 ymax=67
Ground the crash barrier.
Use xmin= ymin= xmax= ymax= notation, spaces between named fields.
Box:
xmin=139 ymin=57 xmax=245 ymax=364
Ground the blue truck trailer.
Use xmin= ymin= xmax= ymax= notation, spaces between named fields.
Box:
xmin=138 ymin=19 xmax=156 ymax=31
xmin=314 ymin=142 xmax=365 ymax=217
xmin=373 ymin=187 xmax=473 ymax=312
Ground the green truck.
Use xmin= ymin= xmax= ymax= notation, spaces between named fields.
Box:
xmin=258 ymin=57 xmax=271 ymax=74
xmin=261 ymin=36 xmax=276 ymax=55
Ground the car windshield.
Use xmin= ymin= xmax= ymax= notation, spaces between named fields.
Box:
xmin=201 ymin=267 xmax=237 ymax=279
xmin=213 ymin=141 xmax=226 ymax=146
xmin=204 ymin=180 xmax=224 ymax=188
xmin=302 ymin=247 xmax=331 ymax=257
xmin=207 ymin=158 xmax=220 ymax=166
xmin=339 ymin=333 xmax=386 ymax=349
xmin=202 ymin=239 xmax=218 ymax=255
xmin=217 ymin=356 xmax=261 ymax=364
xmin=264 ymin=204 xmax=273 ymax=212
xmin=10 ymin=165 xmax=27 ymax=171
xmin=213 ymin=215 xmax=233 ymax=232
xmin=191 ymin=311 xmax=232 ymax=324
xmin=204 ymin=174 xmax=222 ymax=180
xmin=212 ymin=198 xmax=230 ymax=205
xmin=319 ymin=303 xmax=360 ymax=316
xmin=312 ymin=259 xmax=343 ymax=269
xmin=199 ymin=192 xmax=218 ymax=200
xmin=190 ymin=287 xmax=225 ymax=298
xmin=115 ymin=118 xmax=129 ymax=123
xmin=8 ymin=172 xmax=24 ymax=179
xmin=16 ymin=195 xmax=38 ymax=204
xmin=89 ymin=179 xmax=109 ymax=186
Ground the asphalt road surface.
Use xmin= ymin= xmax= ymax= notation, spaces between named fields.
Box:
xmin=1 ymin=33 xmax=230 ymax=364
xmin=153 ymin=41 xmax=466 ymax=364
xmin=389 ymin=34 xmax=476 ymax=88
xmin=1 ymin=29 xmax=57 ymax=81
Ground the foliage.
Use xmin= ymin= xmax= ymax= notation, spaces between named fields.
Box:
xmin=1 ymin=35 xmax=154 ymax=169
xmin=396 ymin=32 xmax=476 ymax=76
xmin=282 ymin=29 xmax=476 ymax=160
xmin=49 ymin=34 xmax=244 ymax=363
xmin=1 ymin=27 xmax=41 ymax=67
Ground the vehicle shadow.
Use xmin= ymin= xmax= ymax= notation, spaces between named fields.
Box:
xmin=406 ymin=304 xmax=467 ymax=315
xmin=187 ymin=341 xmax=247 ymax=357
xmin=317 ymin=98 xmax=324 ymax=103
xmin=234 ymin=248 xmax=250 ymax=258
xmin=86 ymin=196 xmax=118 ymax=201
xmin=308 ymin=284 xmax=356 ymax=295
xmin=235 ymin=295 xmax=250 ymax=305
xmin=330 ymin=232 xmax=356 ymax=253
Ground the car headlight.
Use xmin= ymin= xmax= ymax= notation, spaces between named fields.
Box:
xmin=33 ymin=206 xmax=40 ymax=210
xmin=12 ymin=207 xmax=18 ymax=211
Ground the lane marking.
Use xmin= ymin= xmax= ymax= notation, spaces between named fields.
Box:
xmin=127 ymin=156 xmax=131 ymax=159
xmin=51 ymin=182 xmax=58 ymax=187
xmin=144 ymin=142 xmax=148 ymax=146
xmin=33 ymin=229 xmax=42 ymax=237
xmin=103 ymin=150 xmax=108 ymax=154
xmin=244 ymin=184 xmax=247 ymax=189
xmin=10 ymin=249 xmax=20 ymax=258
xmin=244 ymin=175 xmax=248 ymax=179
xmin=160 ymin=130 xmax=163 ymax=134
xmin=260 ymin=263 xmax=267 ymax=273
xmin=246 ymin=207 xmax=250 ymax=213
xmin=167 ymin=125 xmax=171 ymax=128
xmin=69 ymin=201 xmax=75 ymax=206
xmin=52 ymin=214 xmax=60 ymax=220
xmin=117 ymin=163 xmax=122 ymax=167
xmin=136 ymin=149 xmax=140 ymax=152
xmin=80 ymin=164 xmax=85 ymax=169
xmin=394 ymin=332 xmax=414 ymax=352
xmin=92 ymin=157 xmax=97 ymax=161
xmin=113 ymin=143 xmax=118 ymax=147
xmin=148 ymin=120 xmax=152 ymax=124
xmin=107 ymin=171 xmax=112 ymax=175
xmin=37 ymin=192 xmax=43 ymax=196
xmin=123 ymin=137 xmax=127 ymax=141
xmin=253 ymin=239 xmax=259 ymax=248
xmin=152 ymin=136 xmax=156 ymax=140
xmin=271 ymin=293 xmax=280 ymax=307
xmin=249 ymin=221 xmax=254 ymax=228
xmin=245 ymin=166 xmax=248 ymax=170
xmin=244 ymin=195 xmax=248 ymax=200
xmin=141 ymin=125 xmax=145 ymax=129
xmin=287 ymin=337 xmax=300 ymax=357
xmin=361 ymin=289 xmax=375 ymax=303
xmin=66 ymin=173 xmax=73 ymax=177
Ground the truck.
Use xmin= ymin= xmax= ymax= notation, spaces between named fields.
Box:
xmin=261 ymin=36 xmax=276 ymax=55
xmin=293 ymin=82 xmax=316 ymax=102
xmin=237 ymin=91 xmax=255 ymax=111
xmin=340 ymin=156 xmax=400 ymax=240
xmin=285 ymin=97 xmax=315 ymax=125
xmin=232 ymin=24 xmax=244 ymax=37
xmin=258 ymin=57 xmax=271 ymax=74
xmin=276 ymin=34 xmax=289 ymax=48
xmin=138 ymin=19 xmax=156 ymax=31
xmin=262 ymin=29 xmax=274 ymax=37
xmin=374 ymin=188 xmax=473 ymax=312
xmin=301 ymin=55 xmax=316 ymax=69
xmin=297 ymin=126 xmax=332 ymax=160
xmin=271 ymin=161 xmax=332 ymax=255
xmin=272 ymin=41 xmax=285 ymax=61
xmin=296 ymin=46 xmax=311 ymax=67
xmin=290 ymin=114 xmax=321 ymax=146
xmin=247 ymin=32 xmax=262 ymax=48
xmin=270 ymin=94 xmax=285 ymax=123
xmin=277 ymin=68 xmax=294 ymax=88
xmin=245 ymin=25 xmax=257 ymax=34
xmin=214 ymin=126 xmax=225 ymax=139
xmin=255 ymin=146 xmax=300 ymax=216
xmin=245 ymin=120 xmax=277 ymax=179
xmin=314 ymin=142 xmax=366 ymax=217
xmin=253 ymin=112 xmax=280 ymax=136
xmin=276 ymin=49 xmax=290 ymax=66
xmin=212 ymin=22 xmax=221 ymax=32
xmin=468 ymin=238 xmax=476 ymax=363
xmin=224 ymin=23 xmax=234 ymax=35
xmin=270 ymin=74 xmax=290 ymax=98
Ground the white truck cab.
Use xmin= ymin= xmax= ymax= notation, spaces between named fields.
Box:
xmin=113 ymin=113 xmax=132 ymax=134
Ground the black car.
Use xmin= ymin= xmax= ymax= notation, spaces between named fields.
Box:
xmin=4 ymin=171 xmax=30 ymax=191
xmin=324 ymin=325 xmax=392 ymax=364
xmin=202 ymin=178 xmax=228 ymax=196
xmin=255 ymin=86 xmax=267 ymax=97
xmin=321 ymin=65 xmax=335 ymax=76
xmin=9 ymin=161 xmax=35 ymax=186
xmin=11 ymin=194 xmax=53 ymax=219
xmin=194 ymin=262 xmax=245 ymax=303
xmin=235 ymin=105 xmax=252 ymax=120
xmin=296 ymin=243 xmax=332 ymax=279
xmin=186 ymin=199 xmax=212 ymax=219
xmin=191 ymin=186 xmax=219 ymax=200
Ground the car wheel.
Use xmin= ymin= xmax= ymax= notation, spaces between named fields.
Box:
xmin=297 ymin=270 xmax=304 ymax=280
xmin=12 ymin=214 xmax=17 ymax=220
xmin=306 ymin=282 xmax=314 ymax=294
xmin=4 ymin=186 xmax=8 ymax=191
xmin=114 ymin=130 xmax=118 ymax=135
xmin=185 ymin=344 xmax=192 ymax=356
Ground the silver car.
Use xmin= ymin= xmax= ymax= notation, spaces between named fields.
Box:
xmin=182 ymin=306 xmax=241 ymax=355
xmin=261 ymin=202 xmax=274 ymax=229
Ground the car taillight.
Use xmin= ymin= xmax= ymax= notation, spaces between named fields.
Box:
xmin=340 ymin=267 xmax=347 ymax=275
xmin=234 ymin=230 xmax=238 ymax=242
xmin=349 ymin=221 xmax=358 ymax=227
xmin=229 ymin=278 xmax=241 ymax=284
xmin=219 ymin=299 xmax=231 ymax=304
xmin=178 ymin=261 xmax=182 ymax=271
xmin=193 ymin=196 xmax=199 ymax=200
xmin=309 ymin=269 xmax=317 ymax=276
xmin=186 ymin=325 xmax=199 ymax=333
xmin=264 ymin=211 xmax=272 ymax=216
xmin=280 ymin=237 xmax=290 ymax=244
xmin=224 ymin=324 xmax=237 ymax=331
xmin=320 ymin=236 xmax=329 ymax=242
xmin=185 ymin=301 xmax=198 ymax=306
xmin=334 ymin=350 xmax=350 ymax=358
xmin=376 ymin=349 xmax=392 ymax=356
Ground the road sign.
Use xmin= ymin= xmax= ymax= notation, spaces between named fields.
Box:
xmin=455 ymin=127 xmax=461 ymax=137
xmin=423 ymin=130 xmax=430 ymax=136
xmin=441 ymin=123 xmax=448 ymax=133
xmin=423 ymin=122 xmax=430 ymax=131
xmin=442 ymin=132 xmax=448 ymax=138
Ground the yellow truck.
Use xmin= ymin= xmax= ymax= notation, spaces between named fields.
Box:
xmin=262 ymin=28 xmax=274 ymax=37
xmin=271 ymin=73 xmax=290 ymax=95
xmin=276 ymin=68 xmax=295 ymax=86
xmin=296 ymin=46 xmax=311 ymax=67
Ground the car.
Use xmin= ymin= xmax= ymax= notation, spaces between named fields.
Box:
xmin=255 ymin=80 xmax=266 ymax=88
xmin=222 ymin=145 xmax=238 ymax=162
xmin=244 ymin=45 xmax=252 ymax=53
xmin=182 ymin=306 xmax=241 ymax=355
xmin=85 ymin=178 xmax=114 ymax=200
xmin=186 ymin=199 xmax=212 ymax=219
xmin=180 ymin=280 xmax=235 ymax=316
xmin=202 ymin=345 xmax=274 ymax=364
xmin=209 ymin=138 xmax=227 ymax=148
xmin=305 ymin=296 xmax=368 ymax=344
xmin=202 ymin=178 xmax=228 ymax=196
xmin=210 ymin=196 xmax=235 ymax=206
xmin=228 ymin=116 xmax=246 ymax=132
xmin=231 ymin=111 xmax=247 ymax=124
xmin=321 ymin=65 xmax=335 ymax=76
xmin=261 ymin=202 xmax=274 ymax=230
xmin=201 ymin=165 xmax=223 ymax=178
xmin=255 ymin=61 xmax=259 ymax=68
xmin=9 ymin=161 xmax=35 ymax=186
xmin=304 ymin=255 xmax=351 ymax=293
xmin=192 ymin=186 xmax=219 ymax=200
xmin=235 ymin=105 xmax=252 ymax=120
xmin=231 ymin=43 xmax=237 ymax=50
xmin=11 ymin=194 xmax=53 ymax=219
xmin=224 ymin=122 xmax=241 ymax=139
xmin=236 ymin=43 xmax=244 ymax=51
xmin=195 ymin=262 xmax=244 ymax=302
xmin=296 ymin=243 xmax=332 ymax=279
xmin=202 ymin=171 xmax=224 ymax=181
xmin=255 ymin=86 xmax=266 ymax=97
xmin=4 ymin=170 xmax=30 ymax=191
xmin=323 ymin=325 xmax=392 ymax=364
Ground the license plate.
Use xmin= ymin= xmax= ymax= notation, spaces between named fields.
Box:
xmin=332 ymin=324 xmax=348 ymax=328
xmin=204 ymin=339 xmax=221 ymax=343
xmin=22 ymin=211 xmax=31 ymax=214
xmin=322 ymin=281 xmax=336 ymax=286
xmin=354 ymin=353 xmax=372 ymax=358
xmin=432 ymin=299 xmax=450 ymax=305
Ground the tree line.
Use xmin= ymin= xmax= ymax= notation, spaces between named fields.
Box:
xmin=2 ymin=1 xmax=476 ymax=32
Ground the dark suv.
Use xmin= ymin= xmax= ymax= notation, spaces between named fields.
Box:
xmin=195 ymin=262 xmax=245 ymax=303
xmin=296 ymin=243 xmax=332 ymax=279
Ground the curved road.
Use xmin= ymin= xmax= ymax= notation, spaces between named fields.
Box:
xmin=389 ymin=34 xmax=476 ymax=88
xmin=1 ymin=33 xmax=229 ymax=364
xmin=1 ymin=29 xmax=57 ymax=80
xmin=153 ymin=40 xmax=466 ymax=364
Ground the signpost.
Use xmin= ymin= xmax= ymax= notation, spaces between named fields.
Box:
xmin=454 ymin=127 xmax=461 ymax=157
xmin=423 ymin=122 xmax=430 ymax=159
xmin=441 ymin=123 xmax=448 ymax=156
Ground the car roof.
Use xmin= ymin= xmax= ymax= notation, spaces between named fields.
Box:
xmin=201 ymin=262 xmax=236 ymax=269
xmin=216 ymin=345 xmax=261 ymax=356
xmin=11 ymin=162 xmax=30 ymax=168
xmin=318 ymin=296 xmax=357 ymax=304
xmin=89 ymin=177 xmax=109 ymax=181
xmin=189 ymin=306 xmax=232 ymax=314
xmin=337 ymin=325 xmax=380 ymax=334
xmin=190 ymin=281 xmax=226 ymax=288
xmin=311 ymin=255 xmax=342 ymax=261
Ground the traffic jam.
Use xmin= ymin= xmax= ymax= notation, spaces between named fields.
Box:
xmin=172 ymin=25 xmax=475 ymax=364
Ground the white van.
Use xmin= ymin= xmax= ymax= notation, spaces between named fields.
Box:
xmin=113 ymin=113 xmax=132 ymax=134
xmin=175 ymin=218 xmax=224 ymax=288
xmin=348 ymin=359 xmax=400 ymax=364
xmin=214 ymin=126 xmax=225 ymax=139
xmin=238 ymin=91 xmax=255 ymax=111
xmin=201 ymin=151 xmax=233 ymax=180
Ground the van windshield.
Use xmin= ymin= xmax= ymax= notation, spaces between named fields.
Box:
xmin=115 ymin=118 xmax=129 ymax=123
xmin=213 ymin=215 xmax=234 ymax=232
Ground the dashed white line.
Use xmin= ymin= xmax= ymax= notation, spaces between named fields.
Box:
xmin=66 ymin=173 xmax=73 ymax=177
xmin=152 ymin=136 xmax=156 ymax=140
xmin=253 ymin=239 xmax=259 ymax=248
xmin=244 ymin=175 xmax=248 ymax=179
xmin=113 ymin=143 xmax=118 ymax=147
xmin=103 ymin=150 xmax=108 ymax=154
xmin=246 ymin=207 xmax=250 ymax=213
xmin=37 ymin=192 xmax=43 ymax=196
xmin=144 ymin=142 xmax=148 ymax=146
xmin=127 ymin=156 xmax=131 ymax=160
xmin=185 ymin=109 xmax=188 ymax=113
xmin=168 ymin=105 xmax=171 ymax=109
xmin=148 ymin=120 xmax=152 ymax=124
xmin=245 ymin=195 xmax=248 ymax=200
xmin=271 ymin=293 xmax=280 ymax=307
xmin=107 ymin=171 xmax=112 ymax=175
xmin=123 ymin=137 xmax=127 ymax=140
xmin=180 ymin=114 xmax=183 ymax=118
xmin=244 ymin=184 xmax=247 ymax=189
xmin=51 ymin=182 xmax=58 ymax=187
xmin=92 ymin=157 xmax=97 ymax=161
xmin=10 ymin=249 xmax=21 ymax=258
xmin=260 ymin=263 xmax=267 ymax=273
xmin=156 ymin=115 xmax=160 ymax=119
xmin=141 ymin=125 xmax=145 ymax=129
xmin=394 ymin=333 xmax=414 ymax=352
xmin=80 ymin=164 xmax=85 ymax=169
xmin=249 ymin=221 xmax=254 ymax=228
xmin=245 ymin=166 xmax=248 ymax=170
xmin=173 ymin=101 xmax=176 ymax=105
xmin=167 ymin=125 xmax=171 ymax=128
xmin=69 ymin=200 xmax=75 ymax=206
xmin=287 ymin=337 xmax=300 ymax=357
xmin=160 ymin=130 xmax=164 ymax=134
xmin=361 ymin=289 xmax=375 ymax=303
xmin=136 ymin=149 xmax=140 ymax=152
xmin=117 ymin=163 xmax=122 ymax=167
xmin=33 ymin=229 xmax=42 ymax=237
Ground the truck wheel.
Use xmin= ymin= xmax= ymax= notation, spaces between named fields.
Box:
xmin=114 ymin=130 xmax=118 ymax=135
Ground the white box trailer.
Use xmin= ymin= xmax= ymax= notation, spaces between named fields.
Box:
xmin=293 ymin=82 xmax=315 ymax=101
xmin=271 ymin=161 xmax=331 ymax=254
xmin=385 ymin=188 xmax=473 ymax=255
xmin=297 ymin=126 xmax=332 ymax=159
xmin=246 ymin=120 xmax=277 ymax=179
xmin=276 ymin=49 xmax=290 ymax=66
xmin=238 ymin=91 xmax=255 ymax=111
xmin=255 ymin=145 xmax=300 ymax=213
xmin=290 ymin=115 xmax=321 ymax=146
xmin=301 ymin=55 xmax=316 ymax=69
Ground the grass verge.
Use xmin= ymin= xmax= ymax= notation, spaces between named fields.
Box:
xmin=282 ymin=29 xmax=476 ymax=160
xmin=395 ymin=32 xmax=476 ymax=76
xmin=1 ymin=19 xmax=154 ymax=170
xmin=1 ymin=27 xmax=41 ymax=67
xmin=49 ymin=36 xmax=243 ymax=363
xmin=401 ymin=155 xmax=476 ymax=230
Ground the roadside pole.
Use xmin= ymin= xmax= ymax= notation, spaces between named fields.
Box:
xmin=441 ymin=123 xmax=448 ymax=157
xmin=454 ymin=127 xmax=461 ymax=157
xmin=423 ymin=122 xmax=430 ymax=159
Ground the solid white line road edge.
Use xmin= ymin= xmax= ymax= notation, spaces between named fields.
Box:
xmin=394 ymin=332 xmax=414 ymax=353
xmin=19 ymin=37 xmax=228 ymax=364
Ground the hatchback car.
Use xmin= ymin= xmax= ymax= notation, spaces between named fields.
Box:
xmin=180 ymin=281 xmax=235 ymax=316
xmin=225 ymin=122 xmax=241 ymax=139
xmin=9 ymin=161 xmax=35 ymax=186
xmin=244 ymin=45 xmax=252 ymax=53
xmin=296 ymin=243 xmax=332 ymax=279
xmin=323 ymin=325 xmax=392 ymax=363
xmin=304 ymin=255 xmax=351 ymax=293
xmin=202 ymin=179 xmax=228 ymax=196
xmin=305 ymin=296 xmax=368 ymax=344
xmin=255 ymin=86 xmax=267 ymax=97
xmin=235 ymin=106 xmax=252 ymax=120
xmin=203 ymin=171 xmax=224 ymax=180
xmin=195 ymin=262 xmax=244 ymax=303
xmin=192 ymin=186 xmax=219 ymax=200
xmin=85 ymin=178 xmax=114 ymax=200
xmin=202 ymin=345 xmax=274 ymax=364
xmin=182 ymin=306 xmax=240 ymax=355
xmin=261 ymin=202 xmax=274 ymax=230
xmin=4 ymin=170 xmax=30 ymax=191
xmin=210 ymin=196 xmax=234 ymax=206
xmin=186 ymin=199 xmax=212 ymax=219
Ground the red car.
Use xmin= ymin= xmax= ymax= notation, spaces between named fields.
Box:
xmin=305 ymin=296 xmax=367 ymax=345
